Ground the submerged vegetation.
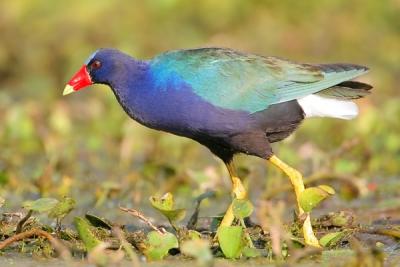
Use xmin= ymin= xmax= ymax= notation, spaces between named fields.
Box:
xmin=0 ymin=0 xmax=400 ymax=266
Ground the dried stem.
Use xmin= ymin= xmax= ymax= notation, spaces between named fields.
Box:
xmin=0 ymin=228 xmax=71 ymax=260
xmin=359 ymin=227 xmax=400 ymax=238
xmin=15 ymin=210 xmax=33 ymax=234
xmin=119 ymin=206 xmax=165 ymax=234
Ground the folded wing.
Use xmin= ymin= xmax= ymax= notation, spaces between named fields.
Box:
xmin=150 ymin=48 xmax=370 ymax=114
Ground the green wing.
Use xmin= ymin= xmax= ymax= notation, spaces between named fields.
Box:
xmin=150 ymin=48 xmax=368 ymax=113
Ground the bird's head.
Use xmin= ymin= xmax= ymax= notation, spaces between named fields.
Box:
xmin=63 ymin=48 xmax=133 ymax=95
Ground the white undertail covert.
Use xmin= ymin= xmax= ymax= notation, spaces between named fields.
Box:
xmin=297 ymin=94 xmax=359 ymax=120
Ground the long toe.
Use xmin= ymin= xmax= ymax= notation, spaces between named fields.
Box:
xmin=303 ymin=215 xmax=321 ymax=247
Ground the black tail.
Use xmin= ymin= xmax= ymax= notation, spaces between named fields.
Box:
xmin=316 ymin=80 xmax=372 ymax=100
xmin=315 ymin=63 xmax=372 ymax=100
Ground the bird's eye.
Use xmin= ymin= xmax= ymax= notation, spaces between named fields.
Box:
xmin=91 ymin=60 xmax=102 ymax=70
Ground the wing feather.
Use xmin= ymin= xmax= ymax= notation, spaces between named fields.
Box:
xmin=150 ymin=48 xmax=368 ymax=113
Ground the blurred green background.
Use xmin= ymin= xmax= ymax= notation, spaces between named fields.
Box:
xmin=0 ymin=0 xmax=399 ymax=223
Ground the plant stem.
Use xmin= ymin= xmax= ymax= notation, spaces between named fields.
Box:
xmin=0 ymin=228 xmax=71 ymax=260
xmin=119 ymin=206 xmax=166 ymax=235
xmin=15 ymin=210 xmax=33 ymax=234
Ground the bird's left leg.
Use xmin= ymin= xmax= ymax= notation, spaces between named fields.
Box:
xmin=220 ymin=161 xmax=247 ymax=227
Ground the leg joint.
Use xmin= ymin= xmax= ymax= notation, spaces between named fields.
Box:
xmin=232 ymin=176 xmax=247 ymax=199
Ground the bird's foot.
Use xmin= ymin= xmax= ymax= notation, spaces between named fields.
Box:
xmin=267 ymin=155 xmax=321 ymax=247
xmin=302 ymin=213 xmax=321 ymax=247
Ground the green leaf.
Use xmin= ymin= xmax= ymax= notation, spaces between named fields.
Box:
xmin=177 ymin=229 xmax=202 ymax=245
xmin=242 ymin=246 xmax=261 ymax=258
xmin=144 ymin=231 xmax=179 ymax=261
xmin=85 ymin=213 xmax=112 ymax=230
xmin=150 ymin=192 xmax=186 ymax=223
xmin=187 ymin=229 xmax=202 ymax=240
xmin=161 ymin=209 xmax=186 ymax=224
xmin=330 ymin=211 xmax=353 ymax=227
xmin=150 ymin=192 xmax=174 ymax=210
xmin=48 ymin=196 xmax=76 ymax=219
xmin=22 ymin=198 xmax=59 ymax=213
xmin=299 ymin=185 xmax=335 ymax=212
xmin=217 ymin=226 xmax=244 ymax=259
xmin=232 ymin=199 xmax=253 ymax=219
xmin=73 ymin=217 xmax=101 ymax=251
xmin=318 ymin=185 xmax=336 ymax=195
xmin=181 ymin=239 xmax=213 ymax=264
xmin=320 ymin=232 xmax=345 ymax=247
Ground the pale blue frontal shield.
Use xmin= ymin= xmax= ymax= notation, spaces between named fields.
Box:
xmin=84 ymin=50 xmax=99 ymax=64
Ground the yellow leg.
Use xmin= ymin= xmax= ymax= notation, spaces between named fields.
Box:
xmin=220 ymin=161 xmax=247 ymax=227
xmin=268 ymin=155 xmax=321 ymax=247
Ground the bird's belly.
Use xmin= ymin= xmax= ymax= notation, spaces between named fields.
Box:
xmin=131 ymin=88 xmax=256 ymax=141
xmin=251 ymin=100 xmax=305 ymax=143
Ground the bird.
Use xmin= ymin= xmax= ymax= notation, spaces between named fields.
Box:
xmin=63 ymin=47 xmax=372 ymax=247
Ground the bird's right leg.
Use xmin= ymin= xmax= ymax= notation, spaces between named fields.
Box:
xmin=267 ymin=155 xmax=320 ymax=247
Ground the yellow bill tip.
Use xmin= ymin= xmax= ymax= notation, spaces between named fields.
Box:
xmin=63 ymin=84 xmax=75 ymax=96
